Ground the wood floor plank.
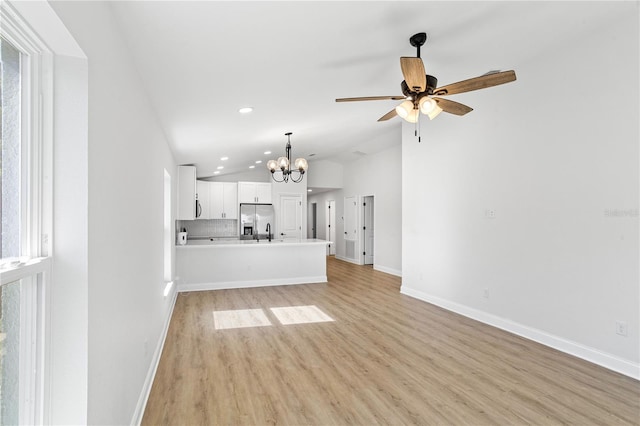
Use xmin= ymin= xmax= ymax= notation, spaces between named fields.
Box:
xmin=142 ymin=257 xmax=640 ymax=425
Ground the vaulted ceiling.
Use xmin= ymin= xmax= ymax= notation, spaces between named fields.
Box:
xmin=107 ymin=1 xmax=625 ymax=179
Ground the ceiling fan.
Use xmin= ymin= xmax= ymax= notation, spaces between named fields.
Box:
xmin=336 ymin=32 xmax=517 ymax=123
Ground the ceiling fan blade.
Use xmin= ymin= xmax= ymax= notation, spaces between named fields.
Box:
xmin=377 ymin=109 xmax=397 ymax=122
xmin=400 ymin=57 xmax=427 ymax=92
xmin=432 ymin=97 xmax=473 ymax=116
xmin=434 ymin=70 xmax=516 ymax=96
xmin=336 ymin=96 xmax=406 ymax=102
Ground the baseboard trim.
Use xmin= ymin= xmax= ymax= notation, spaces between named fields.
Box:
xmin=131 ymin=286 xmax=178 ymax=425
xmin=374 ymin=264 xmax=402 ymax=277
xmin=400 ymin=285 xmax=640 ymax=380
xmin=335 ymin=255 xmax=360 ymax=265
xmin=178 ymin=276 xmax=327 ymax=293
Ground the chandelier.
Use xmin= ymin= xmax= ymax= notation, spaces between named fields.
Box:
xmin=266 ymin=132 xmax=308 ymax=183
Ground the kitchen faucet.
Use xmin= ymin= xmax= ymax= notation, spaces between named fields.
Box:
xmin=266 ymin=223 xmax=272 ymax=242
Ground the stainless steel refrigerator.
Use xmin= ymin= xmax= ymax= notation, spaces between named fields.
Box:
xmin=239 ymin=204 xmax=275 ymax=240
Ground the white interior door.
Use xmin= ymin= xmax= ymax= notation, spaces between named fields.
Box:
xmin=327 ymin=200 xmax=336 ymax=255
xmin=363 ymin=196 xmax=374 ymax=265
xmin=279 ymin=195 xmax=302 ymax=240
xmin=344 ymin=196 xmax=357 ymax=241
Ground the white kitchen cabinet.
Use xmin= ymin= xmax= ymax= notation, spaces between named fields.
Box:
xmin=210 ymin=182 xmax=238 ymax=219
xmin=238 ymin=181 xmax=272 ymax=204
xmin=196 ymin=180 xmax=210 ymax=219
xmin=255 ymin=182 xmax=272 ymax=204
xmin=177 ymin=165 xmax=197 ymax=220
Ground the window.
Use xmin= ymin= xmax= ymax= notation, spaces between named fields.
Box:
xmin=1 ymin=37 xmax=21 ymax=260
xmin=0 ymin=2 xmax=53 ymax=423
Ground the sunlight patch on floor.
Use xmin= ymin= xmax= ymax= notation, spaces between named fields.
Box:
xmin=213 ymin=308 xmax=272 ymax=330
xmin=270 ymin=305 xmax=335 ymax=325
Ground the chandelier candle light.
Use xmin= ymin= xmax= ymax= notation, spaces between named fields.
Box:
xmin=267 ymin=132 xmax=308 ymax=183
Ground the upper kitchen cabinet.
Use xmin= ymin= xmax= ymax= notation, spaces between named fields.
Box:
xmin=177 ymin=165 xmax=197 ymax=220
xmin=196 ymin=180 xmax=210 ymax=219
xmin=210 ymin=182 xmax=238 ymax=219
xmin=238 ymin=181 xmax=272 ymax=204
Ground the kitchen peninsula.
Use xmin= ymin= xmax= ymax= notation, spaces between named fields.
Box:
xmin=176 ymin=239 xmax=331 ymax=292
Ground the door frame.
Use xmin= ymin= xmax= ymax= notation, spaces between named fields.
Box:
xmin=326 ymin=200 xmax=336 ymax=255
xmin=309 ymin=202 xmax=317 ymax=239
xmin=361 ymin=195 xmax=374 ymax=265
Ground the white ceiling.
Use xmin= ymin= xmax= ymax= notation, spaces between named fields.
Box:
xmin=107 ymin=1 xmax=626 ymax=180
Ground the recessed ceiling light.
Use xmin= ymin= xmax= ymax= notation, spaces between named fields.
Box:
xmin=238 ymin=107 xmax=253 ymax=114
xmin=307 ymin=189 xmax=313 ymax=192
xmin=249 ymin=165 xmax=255 ymax=169
xmin=264 ymin=151 xmax=271 ymax=155
xmin=220 ymin=156 xmax=229 ymax=161
xmin=214 ymin=171 xmax=220 ymax=174
xmin=217 ymin=166 xmax=224 ymax=170
xmin=255 ymin=160 xmax=262 ymax=164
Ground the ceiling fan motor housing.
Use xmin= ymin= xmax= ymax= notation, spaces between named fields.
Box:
xmin=401 ymin=75 xmax=438 ymax=98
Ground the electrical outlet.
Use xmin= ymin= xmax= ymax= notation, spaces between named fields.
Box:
xmin=484 ymin=209 xmax=496 ymax=219
xmin=615 ymin=321 xmax=628 ymax=337
xmin=483 ymin=288 xmax=490 ymax=299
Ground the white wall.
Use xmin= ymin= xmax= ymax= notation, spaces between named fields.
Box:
xmin=401 ymin=7 xmax=639 ymax=378
xmin=51 ymin=54 xmax=89 ymax=426
xmin=307 ymin=159 xmax=344 ymax=189
xmin=308 ymin=189 xmax=345 ymax=256
xmin=308 ymin=142 xmax=402 ymax=275
xmin=203 ymin=167 xmax=270 ymax=182
xmin=49 ymin=2 xmax=178 ymax=424
xmin=343 ymin=143 xmax=402 ymax=275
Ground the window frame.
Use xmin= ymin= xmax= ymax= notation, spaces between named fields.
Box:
xmin=1 ymin=1 xmax=54 ymax=424
xmin=1 ymin=1 xmax=53 ymax=261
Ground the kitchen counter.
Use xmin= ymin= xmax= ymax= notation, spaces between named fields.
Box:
xmin=175 ymin=238 xmax=332 ymax=292
xmin=179 ymin=238 xmax=330 ymax=247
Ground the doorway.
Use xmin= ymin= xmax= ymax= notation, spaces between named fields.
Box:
xmin=326 ymin=200 xmax=336 ymax=255
xmin=310 ymin=202 xmax=317 ymax=239
xmin=362 ymin=196 xmax=374 ymax=265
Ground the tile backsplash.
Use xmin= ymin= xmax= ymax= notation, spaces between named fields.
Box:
xmin=177 ymin=219 xmax=237 ymax=238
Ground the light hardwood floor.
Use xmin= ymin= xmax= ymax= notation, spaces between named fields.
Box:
xmin=143 ymin=257 xmax=640 ymax=425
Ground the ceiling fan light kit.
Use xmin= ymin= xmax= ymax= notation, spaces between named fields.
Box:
xmin=336 ymin=32 xmax=517 ymax=125
xmin=267 ymin=132 xmax=308 ymax=183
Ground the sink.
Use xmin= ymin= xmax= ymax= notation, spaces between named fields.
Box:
xmin=248 ymin=239 xmax=284 ymax=244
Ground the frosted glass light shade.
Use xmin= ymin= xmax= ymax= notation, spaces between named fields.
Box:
xmin=277 ymin=156 xmax=289 ymax=170
xmin=395 ymin=100 xmax=413 ymax=119
xmin=419 ymin=97 xmax=437 ymax=114
xmin=294 ymin=158 xmax=308 ymax=172
xmin=427 ymin=104 xmax=443 ymax=120
xmin=266 ymin=159 xmax=278 ymax=172
xmin=405 ymin=109 xmax=419 ymax=123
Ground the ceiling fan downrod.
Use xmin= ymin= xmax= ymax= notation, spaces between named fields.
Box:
xmin=409 ymin=32 xmax=427 ymax=58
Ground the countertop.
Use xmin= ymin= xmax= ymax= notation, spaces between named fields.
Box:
xmin=177 ymin=238 xmax=332 ymax=248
